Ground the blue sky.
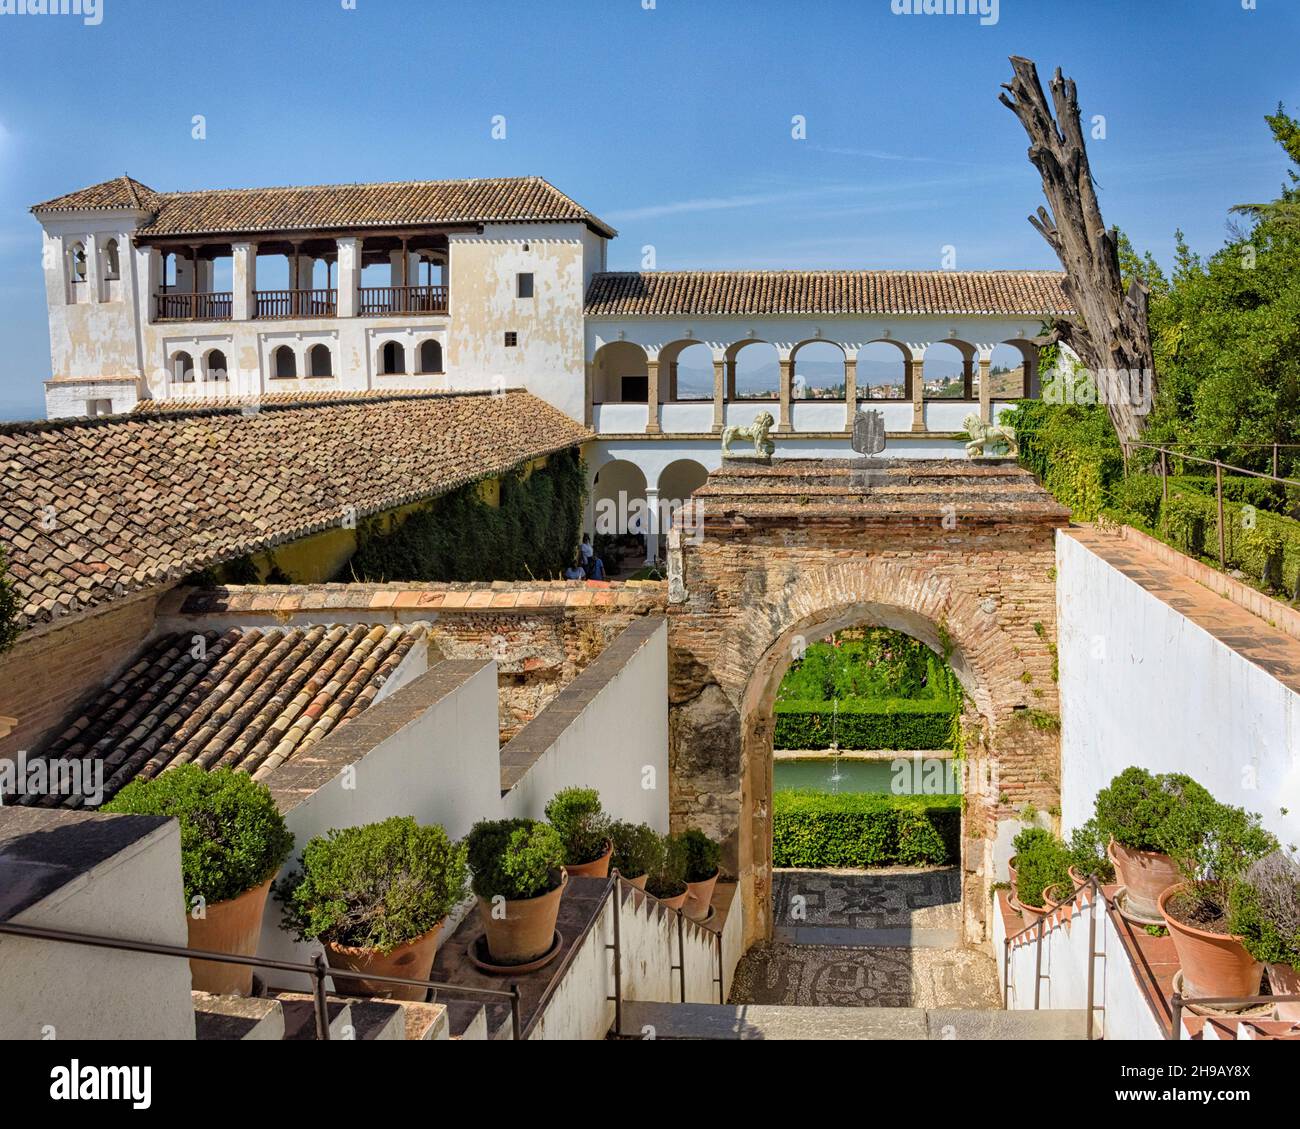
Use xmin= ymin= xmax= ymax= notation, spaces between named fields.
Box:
xmin=0 ymin=0 xmax=1296 ymax=419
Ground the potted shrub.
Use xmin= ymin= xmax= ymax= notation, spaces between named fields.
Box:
xmin=1067 ymin=818 xmax=1116 ymax=888
xmin=1095 ymin=767 xmax=1200 ymax=919
xmin=645 ymin=832 xmax=689 ymax=910
xmin=1009 ymin=826 xmax=1053 ymax=890
xmin=1229 ymin=850 xmax=1300 ymax=1021
xmin=276 ymin=817 xmax=467 ymax=1001
xmin=609 ymin=820 xmax=662 ymax=890
xmin=1158 ymin=794 xmax=1278 ymax=999
xmin=1015 ymin=836 xmax=1073 ymax=927
xmin=545 ymin=787 xmax=612 ymax=878
xmin=466 ymin=818 xmax=566 ymax=965
xmin=103 ymin=765 xmax=294 ymax=996
xmin=676 ymin=828 xmax=722 ymax=920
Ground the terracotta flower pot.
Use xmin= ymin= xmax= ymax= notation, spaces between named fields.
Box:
xmin=623 ymin=873 xmax=648 ymax=891
xmin=1008 ymin=855 xmax=1018 ymax=888
xmin=1267 ymin=962 xmax=1300 ymax=1022
xmin=1044 ymin=883 xmax=1072 ymax=910
xmin=325 ymin=921 xmax=444 ymax=1001
xmin=564 ymin=840 xmax=613 ymax=879
xmin=1109 ymin=839 xmax=1180 ymax=920
xmin=1159 ymin=885 xmax=1263 ymax=1001
xmin=1067 ymin=866 xmax=1087 ymax=891
xmin=477 ymin=871 xmax=566 ymax=966
xmin=186 ymin=878 xmax=273 ymax=997
xmin=649 ymin=881 xmax=688 ymax=911
xmin=1014 ymin=891 xmax=1048 ymax=932
xmin=683 ymin=869 xmax=720 ymax=921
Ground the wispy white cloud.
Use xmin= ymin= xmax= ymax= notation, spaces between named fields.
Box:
xmin=604 ymin=184 xmax=861 ymax=223
xmin=809 ymin=144 xmax=981 ymax=168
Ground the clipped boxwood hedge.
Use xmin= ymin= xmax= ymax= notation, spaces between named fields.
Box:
xmin=773 ymin=698 xmax=958 ymax=751
xmin=771 ymin=789 xmax=961 ymax=868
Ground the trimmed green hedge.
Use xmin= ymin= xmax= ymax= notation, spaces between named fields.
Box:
xmin=773 ymin=698 xmax=958 ymax=751
xmin=772 ymin=790 xmax=961 ymax=868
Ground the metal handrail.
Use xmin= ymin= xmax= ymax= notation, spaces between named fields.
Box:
xmin=1002 ymin=875 xmax=1109 ymax=1039
xmin=581 ymin=868 xmax=727 ymax=1039
xmin=1129 ymin=441 xmax=1300 ymax=488
xmin=0 ymin=918 xmax=522 ymax=1041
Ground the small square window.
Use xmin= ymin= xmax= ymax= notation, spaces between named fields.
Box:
xmin=516 ymin=272 xmax=534 ymax=299
xmin=504 ymin=331 xmax=518 ymax=348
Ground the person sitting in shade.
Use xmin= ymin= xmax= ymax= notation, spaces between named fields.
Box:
xmin=563 ymin=556 xmax=586 ymax=581
xmin=587 ymin=552 xmax=606 ymax=580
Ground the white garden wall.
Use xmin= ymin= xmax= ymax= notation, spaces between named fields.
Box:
xmin=994 ymin=892 xmax=1165 ymax=1041
xmin=1056 ymin=530 xmax=1300 ymax=847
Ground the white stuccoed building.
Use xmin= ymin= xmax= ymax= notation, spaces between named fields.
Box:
xmin=31 ymin=173 xmax=1071 ymax=549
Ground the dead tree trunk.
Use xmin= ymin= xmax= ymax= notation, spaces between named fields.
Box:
xmin=1000 ymin=56 xmax=1157 ymax=448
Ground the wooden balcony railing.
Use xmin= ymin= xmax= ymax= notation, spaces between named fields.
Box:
xmin=155 ymin=291 xmax=233 ymax=321
xmin=153 ymin=285 xmax=445 ymax=321
xmin=357 ymin=285 xmax=448 ymax=316
xmin=253 ymin=289 xmax=338 ymax=319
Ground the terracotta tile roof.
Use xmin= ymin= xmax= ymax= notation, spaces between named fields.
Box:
xmin=0 ymin=390 xmax=590 ymax=629
xmin=8 ymin=624 xmax=426 ymax=808
xmin=32 ymin=176 xmax=616 ymax=239
xmin=583 ymin=270 xmax=1071 ymax=317
xmin=130 ymin=388 xmax=444 ymax=415
xmin=29 ymin=175 xmax=164 ymax=214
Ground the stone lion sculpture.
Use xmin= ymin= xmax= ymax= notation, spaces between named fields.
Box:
xmin=722 ymin=411 xmax=776 ymax=458
xmin=963 ymin=412 xmax=1019 ymax=459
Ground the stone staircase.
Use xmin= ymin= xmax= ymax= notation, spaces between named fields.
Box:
xmin=192 ymin=990 xmax=449 ymax=1041
xmin=619 ymin=1001 xmax=1091 ymax=1041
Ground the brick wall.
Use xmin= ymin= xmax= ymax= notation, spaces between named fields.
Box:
xmin=0 ymin=592 xmax=161 ymax=761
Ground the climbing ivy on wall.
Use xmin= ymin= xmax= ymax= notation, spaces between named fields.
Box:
xmin=348 ymin=448 xmax=587 ymax=583
xmin=0 ymin=547 xmax=20 ymax=654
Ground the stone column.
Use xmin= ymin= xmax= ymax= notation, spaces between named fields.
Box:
xmin=86 ymin=233 xmax=104 ymax=303
xmin=842 ymin=357 xmax=857 ymax=432
xmin=910 ymin=358 xmax=926 ymax=432
xmin=336 ymin=237 xmax=361 ymax=318
xmin=712 ymin=358 xmax=725 ymax=434
xmin=979 ymin=355 xmax=993 ymax=423
xmin=232 ymin=242 xmax=256 ymax=321
xmin=645 ymin=359 xmax=661 ymax=434
xmin=644 ymin=486 xmax=661 ymax=565
xmin=778 ymin=357 xmax=794 ymax=432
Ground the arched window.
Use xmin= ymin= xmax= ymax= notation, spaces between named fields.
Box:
xmin=172 ymin=351 xmax=195 ymax=383
xmin=308 ymin=344 xmax=333 ymax=378
xmin=103 ymin=239 xmax=121 ymax=281
xmin=69 ymin=242 xmax=88 ymax=285
xmin=381 ymin=341 xmax=405 ymax=375
xmin=418 ymin=340 xmax=443 ymax=374
xmin=273 ymin=346 xmax=297 ymax=379
xmin=205 ymin=350 xmax=228 ymax=381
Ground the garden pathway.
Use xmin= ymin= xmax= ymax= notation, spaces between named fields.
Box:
xmin=728 ymin=867 xmax=1001 ymax=1010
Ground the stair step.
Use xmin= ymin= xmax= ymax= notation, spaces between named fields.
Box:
xmin=192 ymin=993 xmax=285 ymax=1041
xmin=620 ymin=1002 xmax=1091 ymax=1041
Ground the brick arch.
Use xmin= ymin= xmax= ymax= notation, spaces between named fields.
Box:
xmin=724 ymin=560 xmax=1037 ymax=944
xmin=666 ymin=458 xmax=1069 ymax=948
xmin=725 ymin=558 xmax=1019 ymax=727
